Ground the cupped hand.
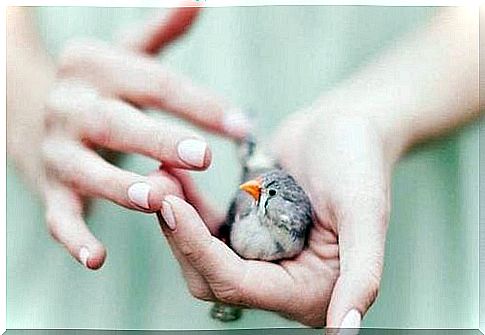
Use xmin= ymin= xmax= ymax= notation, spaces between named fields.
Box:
xmin=158 ymin=100 xmax=393 ymax=330
xmin=41 ymin=7 xmax=249 ymax=270
xmin=272 ymin=103 xmax=393 ymax=329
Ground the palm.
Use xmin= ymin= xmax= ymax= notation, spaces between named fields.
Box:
xmin=270 ymin=225 xmax=340 ymax=326
xmin=160 ymin=108 xmax=390 ymax=327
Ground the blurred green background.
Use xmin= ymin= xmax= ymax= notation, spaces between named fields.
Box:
xmin=7 ymin=6 xmax=479 ymax=330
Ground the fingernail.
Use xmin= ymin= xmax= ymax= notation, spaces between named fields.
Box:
xmin=340 ymin=309 xmax=361 ymax=329
xmin=79 ymin=247 xmax=90 ymax=268
xmin=161 ymin=200 xmax=176 ymax=230
xmin=127 ymin=182 xmax=151 ymax=210
xmin=177 ymin=138 xmax=208 ymax=168
xmin=223 ymin=108 xmax=252 ymax=137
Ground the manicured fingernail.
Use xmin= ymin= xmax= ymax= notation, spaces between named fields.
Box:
xmin=127 ymin=182 xmax=151 ymax=210
xmin=340 ymin=309 xmax=361 ymax=329
xmin=177 ymin=138 xmax=208 ymax=168
xmin=79 ymin=247 xmax=90 ymax=267
xmin=161 ymin=200 xmax=176 ymax=230
xmin=223 ymin=108 xmax=252 ymax=137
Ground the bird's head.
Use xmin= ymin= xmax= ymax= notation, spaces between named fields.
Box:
xmin=239 ymin=170 xmax=313 ymax=230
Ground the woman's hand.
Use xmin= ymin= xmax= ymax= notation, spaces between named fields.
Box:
xmin=156 ymin=7 xmax=478 ymax=329
xmin=272 ymin=106 xmax=393 ymax=329
xmin=8 ymin=7 xmax=250 ymax=270
xmin=156 ymin=102 xmax=391 ymax=329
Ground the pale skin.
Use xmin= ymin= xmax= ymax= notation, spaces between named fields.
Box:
xmin=158 ymin=6 xmax=479 ymax=330
xmin=7 ymin=5 xmax=479 ymax=331
xmin=7 ymin=6 xmax=238 ymax=269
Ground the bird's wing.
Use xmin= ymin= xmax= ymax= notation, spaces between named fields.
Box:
xmin=217 ymin=198 xmax=236 ymax=244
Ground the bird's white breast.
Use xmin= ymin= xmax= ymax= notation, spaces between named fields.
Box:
xmin=230 ymin=211 xmax=303 ymax=261
xmin=230 ymin=212 xmax=279 ymax=260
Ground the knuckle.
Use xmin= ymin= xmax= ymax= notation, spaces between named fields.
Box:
xmin=45 ymin=82 xmax=99 ymax=131
xmin=45 ymin=84 xmax=66 ymax=116
xmin=343 ymin=262 xmax=382 ymax=306
xmin=187 ymin=283 xmax=212 ymax=301
xmin=177 ymin=237 xmax=213 ymax=264
xmin=178 ymin=240 xmax=203 ymax=263
xmin=351 ymin=267 xmax=381 ymax=303
xmin=58 ymin=39 xmax=90 ymax=73
xmin=58 ymin=38 xmax=105 ymax=74
xmin=212 ymin=270 xmax=246 ymax=304
xmin=41 ymin=136 xmax=68 ymax=175
xmin=86 ymin=101 xmax=113 ymax=146
xmin=367 ymin=273 xmax=381 ymax=301
xmin=212 ymin=284 xmax=241 ymax=304
xmin=157 ymin=69 xmax=175 ymax=101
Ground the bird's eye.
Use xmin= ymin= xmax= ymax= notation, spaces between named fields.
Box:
xmin=268 ymin=189 xmax=276 ymax=197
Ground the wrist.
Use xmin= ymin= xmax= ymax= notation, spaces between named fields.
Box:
xmin=313 ymin=91 xmax=411 ymax=166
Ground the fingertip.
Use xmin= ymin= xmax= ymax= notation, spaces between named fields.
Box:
xmin=326 ymin=272 xmax=373 ymax=330
xmin=141 ymin=5 xmax=202 ymax=55
xmin=77 ymin=244 xmax=107 ymax=270
xmin=86 ymin=251 xmax=106 ymax=270
xmin=222 ymin=108 xmax=253 ymax=139
xmin=164 ymin=194 xmax=201 ymax=222
xmin=202 ymin=145 xmax=212 ymax=169
xmin=127 ymin=182 xmax=152 ymax=211
xmin=326 ymin=309 xmax=361 ymax=335
xmin=176 ymin=138 xmax=211 ymax=170
xmin=339 ymin=309 xmax=362 ymax=329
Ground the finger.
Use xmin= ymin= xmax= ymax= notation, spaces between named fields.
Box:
xmin=154 ymin=167 xmax=223 ymax=302
xmin=43 ymin=180 xmax=106 ymax=270
xmin=156 ymin=211 xmax=215 ymax=301
xmin=159 ymin=195 xmax=296 ymax=310
xmin=58 ymin=41 xmax=251 ymax=139
xmin=48 ymin=84 xmax=212 ymax=170
xmin=43 ymin=136 xmax=184 ymax=212
xmin=165 ymin=167 xmax=225 ymax=234
xmin=326 ymin=193 xmax=389 ymax=330
xmin=117 ymin=6 xmax=202 ymax=55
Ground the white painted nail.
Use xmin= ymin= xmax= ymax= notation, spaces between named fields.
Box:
xmin=79 ymin=247 xmax=90 ymax=268
xmin=127 ymin=182 xmax=151 ymax=210
xmin=177 ymin=139 xmax=208 ymax=168
xmin=340 ymin=309 xmax=361 ymax=331
xmin=161 ymin=200 xmax=176 ymax=230
xmin=223 ymin=108 xmax=252 ymax=137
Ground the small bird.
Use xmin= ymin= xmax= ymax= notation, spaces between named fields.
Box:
xmin=210 ymin=136 xmax=314 ymax=321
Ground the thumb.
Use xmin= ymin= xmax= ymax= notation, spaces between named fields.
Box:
xmin=163 ymin=167 xmax=225 ymax=234
xmin=116 ymin=4 xmax=201 ymax=55
xmin=326 ymin=197 xmax=389 ymax=332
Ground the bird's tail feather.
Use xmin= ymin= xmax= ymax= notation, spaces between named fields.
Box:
xmin=238 ymin=135 xmax=277 ymax=181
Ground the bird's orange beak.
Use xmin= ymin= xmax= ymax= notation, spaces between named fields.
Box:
xmin=239 ymin=178 xmax=262 ymax=201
